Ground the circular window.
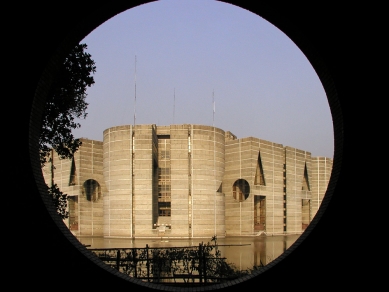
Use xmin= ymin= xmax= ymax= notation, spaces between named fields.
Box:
xmin=232 ymin=179 xmax=250 ymax=202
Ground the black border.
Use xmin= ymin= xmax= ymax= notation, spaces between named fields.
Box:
xmin=6 ymin=0 xmax=373 ymax=290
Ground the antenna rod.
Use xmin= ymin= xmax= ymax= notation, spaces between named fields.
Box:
xmin=134 ymin=55 xmax=137 ymax=126
xmin=213 ymin=89 xmax=215 ymax=126
xmin=173 ymin=88 xmax=175 ymax=124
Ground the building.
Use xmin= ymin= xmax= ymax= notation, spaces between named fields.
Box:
xmin=42 ymin=124 xmax=333 ymax=238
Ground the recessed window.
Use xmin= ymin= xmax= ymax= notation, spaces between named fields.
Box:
xmin=82 ymin=179 xmax=101 ymax=202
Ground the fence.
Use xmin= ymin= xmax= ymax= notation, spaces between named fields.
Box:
xmin=88 ymin=240 xmax=257 ymax=285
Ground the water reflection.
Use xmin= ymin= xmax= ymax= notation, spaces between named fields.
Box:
xmin=78 ymin=234 xmax=300 ymax=271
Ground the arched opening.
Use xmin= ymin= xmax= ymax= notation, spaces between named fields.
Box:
xmin=82 ymin=179 xmax=101 ymax=202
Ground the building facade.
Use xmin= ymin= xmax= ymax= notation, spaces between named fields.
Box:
xmin=42 ymin=124 xmax=332 ymax=238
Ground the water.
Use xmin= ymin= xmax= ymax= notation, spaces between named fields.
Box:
xmin=77 ymin=234 xmax=300 ymax=271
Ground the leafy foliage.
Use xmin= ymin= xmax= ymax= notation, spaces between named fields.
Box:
xmin=198 ymin=235 xmax=261 ymax=282
xmin=90 ymin=236 xmax=264 ymax=285
xmin=40 ymin=43 xmax=96 ymax=218
xmin=48 ymin=184 xmax=69 ymax=220
xmin=40 ymin=43 xmax=96 ymax=167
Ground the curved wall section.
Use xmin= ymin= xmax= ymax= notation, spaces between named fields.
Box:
xmin=190 ymin=125 xmax=226 ymax=237
xmin=47 ymin=124 xmax=331 ymax=239
xmin=103 ymin=125 xmax=134 ymax=237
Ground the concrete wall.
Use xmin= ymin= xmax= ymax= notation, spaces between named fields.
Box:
xmin=284 ymin=146 xmax=312 ymax=233
xmin=311 ymin=157 xmax=333 ymax=219
xmin=190 ymin=125 xmax=225 ymax=238
xmin=44 ymin=124 xmax=332 ymax=238
xmin=103 ymin=125 xmax=133 ymax=237
xmin=102 ymin=124 xmax=225 ymax=238
xmin=42 ymin=138 xmax=105 ymax=236
xmin=224 ymin=137 xmax=284 ymax=236
xmin=168 ymin=125 xmax=191 ymax=237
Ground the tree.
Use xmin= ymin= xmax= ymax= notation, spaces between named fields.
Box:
xmin=40 ymin=43 xmax=96 ymax=219
xmin=91 ymin=235 xmax=263 ymax=285
xmin=48 ymin=183 xmax=69 ymax=220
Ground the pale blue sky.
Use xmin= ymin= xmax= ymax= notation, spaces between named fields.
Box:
xmin=73 ymin=0 xmax=334 ymax=158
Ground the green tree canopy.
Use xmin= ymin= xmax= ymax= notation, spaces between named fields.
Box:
xmin=41 ymin=43 xmax=96 ymax=219
xmin=40 ymin=43 xmax=96 ymax=167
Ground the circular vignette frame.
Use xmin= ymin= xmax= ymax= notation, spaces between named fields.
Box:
xmin=29 ymin=1 xmax=343 ymax=291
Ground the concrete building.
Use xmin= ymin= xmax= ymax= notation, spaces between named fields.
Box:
xmin=42 ymin=124 xmax=332 ymax=238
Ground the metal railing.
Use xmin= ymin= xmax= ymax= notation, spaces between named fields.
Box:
xmin=89 ymin=241 xmax=256 ymax=285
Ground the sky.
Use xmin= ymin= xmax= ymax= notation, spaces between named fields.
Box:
xmin=73 ymin=0 xmax=334 ymax=158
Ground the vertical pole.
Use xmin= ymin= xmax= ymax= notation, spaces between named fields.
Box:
xmin=212 ymin=89 xmax=215 ymax=126
xmin=202 ymin=243 xmax=207 ymax=283
xmin=116 ymin=249 xmax=120 ymax=271
xmin=199 ymin=243 xmax=202 ymax=283
xmin=133 ymin=248 xmax=137 ymax=278
xmin=146 ymin=244 xmax=150 ymax=281
xmin=134 ymin=55 xmax=137 ymax=127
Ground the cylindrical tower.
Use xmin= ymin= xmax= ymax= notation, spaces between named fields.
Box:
xmin=189 ymin=125 xmax=225 ymax=238
xmin=103 ymin=124 xmax=226 ymax=238
xmin=103 ymin=125 xmax=134 ymax=238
